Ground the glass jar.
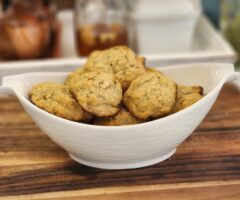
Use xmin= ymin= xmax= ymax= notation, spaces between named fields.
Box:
xmin=74 ymin=0 xmax=129 ymax=56
xmin=0 ymin=0 xmax=60 ymax=60
xmin=221 ymin=0 xmax=240 ymax=66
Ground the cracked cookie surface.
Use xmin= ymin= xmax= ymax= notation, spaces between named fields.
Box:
xmin=84 ymin=46 xmax=146 ymax=90
xmin=172 ymin=85 xmax=203 ymax=113
xmin=30 ymin=82 xmax=85 ymax=121
xmin=70 ymin=72 xmax=122 ymax=117
xmin=123 ymin=72 xmax=177 ymax=120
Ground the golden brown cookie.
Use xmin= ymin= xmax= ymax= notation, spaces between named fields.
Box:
xmin=94 ymin=108 xmax=142 ymax=126
xmin=84 ymin=46 xmax=146 ymax=90
xmin=70 ymin=72 xmax=122 ymax=117
xmin=30 ymin=82 xmax=85 ymax=121
xmin=172 ymin=85 xmax=203 ymax=113
xmin=123 ymin=72 xmax=177 ymax=120
xmin=177 ymin=85 xmax=203 ymax=98
xmin=84 ymin=50 xmax=114 ymax=74
xmin=65 ymin=68 xmax=85 ymax=89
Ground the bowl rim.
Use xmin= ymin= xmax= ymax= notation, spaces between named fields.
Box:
xmin=3 ymin=63 xmax=237 ymax=131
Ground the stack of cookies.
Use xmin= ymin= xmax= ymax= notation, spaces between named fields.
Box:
xmin=30 ymin=46 xmax=203 ymax=126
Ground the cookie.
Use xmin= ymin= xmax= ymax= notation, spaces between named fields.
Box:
xmin=65 ymin=68 xmax=85 ymax=89
xmin=84 ymin=46 xmax=146 ymax=90
xmin=94 ymin=108 xmax=142 ymax=126
xmin=172 ymin=85 xmax=203 ymax=112
xmin=123 ymin=72 xmax=177 ymax=120
xmin=70 ymin=72 xmax=122 ymax=117
xmin=177 ymin=85 xmax=203 ymax=98
xmin=30 ymin=82 xmax=85 ymax=121
xmin=84 ymin=50 xmax=114 ymax=74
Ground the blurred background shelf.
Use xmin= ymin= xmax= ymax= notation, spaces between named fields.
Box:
xmin=0 ymin=10 xmax=236 ymax=82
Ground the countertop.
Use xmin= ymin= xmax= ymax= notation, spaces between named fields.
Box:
xmin=0 ymin=83 xmax=240 ymax=200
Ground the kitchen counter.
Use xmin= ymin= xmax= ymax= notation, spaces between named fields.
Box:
xmin=0 ymin=83 xmax=240 ymax=200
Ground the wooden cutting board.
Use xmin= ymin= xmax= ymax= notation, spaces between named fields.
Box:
xmin=0 ymin=83 xmax=240 ymax=200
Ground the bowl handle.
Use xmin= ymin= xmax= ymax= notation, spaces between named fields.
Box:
xmin=0 ymin=86 xmax=14 ymax=95
xmin=225 ymin=72 xmax=240 ymax=83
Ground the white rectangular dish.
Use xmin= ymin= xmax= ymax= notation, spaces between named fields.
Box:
xmin=0 ymin=11 xmax=236 ymax=83
xmin=131 ymin=0 xmax=201 ymax=53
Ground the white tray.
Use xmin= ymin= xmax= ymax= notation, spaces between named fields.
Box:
xmin=0 ymin=11 xmax=236 ymax=82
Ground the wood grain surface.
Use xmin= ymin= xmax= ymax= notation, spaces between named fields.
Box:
xmin=0 ymin=83 xmax=240 ymax=200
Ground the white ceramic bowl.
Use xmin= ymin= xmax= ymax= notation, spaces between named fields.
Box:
xmin=0 ymin=63 xmax=239 ymax=170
